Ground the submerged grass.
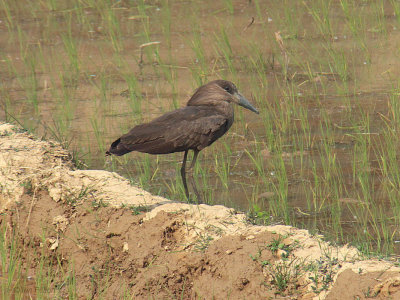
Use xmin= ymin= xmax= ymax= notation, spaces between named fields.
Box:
xmin=1 ymin=0 xmax=400 ymax=259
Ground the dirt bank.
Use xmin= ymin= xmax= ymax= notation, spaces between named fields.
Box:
xmin=1 ymin=122 xmax=400 ymax=299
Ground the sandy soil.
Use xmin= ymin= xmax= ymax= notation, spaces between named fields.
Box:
xmin=1 ymin=122 xmax=400 ymax=299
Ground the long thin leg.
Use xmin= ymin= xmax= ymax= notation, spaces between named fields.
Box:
xmin=188 ymin=175 xmax=202 ymax=203
xmin=188 ymin=150 xmax=199 ymax=171
xmin=181 ymin=150 xmax=189 ymax=200
xmin=187 ymin=150 xmax=202 ymax=203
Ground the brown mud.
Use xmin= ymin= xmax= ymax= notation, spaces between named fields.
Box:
xmin=1 ymin=122 xmax=400 ymax=299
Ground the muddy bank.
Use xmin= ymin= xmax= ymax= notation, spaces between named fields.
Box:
xmin=1 ymin=122 xmax=399 ymax=299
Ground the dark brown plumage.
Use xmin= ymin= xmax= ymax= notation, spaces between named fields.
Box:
xmin=106 ymin=80 xmax=259 ymax=200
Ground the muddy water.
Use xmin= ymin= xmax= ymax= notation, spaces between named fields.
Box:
xmin=1 ymin=1 xmax=400 ymax=252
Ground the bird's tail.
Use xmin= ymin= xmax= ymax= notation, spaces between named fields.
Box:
xmin=106 ymin=138 xmax=131 ymax=156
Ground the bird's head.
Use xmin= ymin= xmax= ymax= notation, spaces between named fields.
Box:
xmin=214 ymin=80 xmax=259 ymax=114
xmin=187 ymin=80 xmax=259 ymax=114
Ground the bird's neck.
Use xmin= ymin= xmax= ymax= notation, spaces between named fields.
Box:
xmin=186 ymin=87 xmax=234 ymax=119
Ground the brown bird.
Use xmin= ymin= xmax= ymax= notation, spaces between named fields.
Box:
xmin=106 ymin=80 xmax=259 ymax=200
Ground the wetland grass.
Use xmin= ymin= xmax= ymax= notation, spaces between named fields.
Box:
xmin=2 ymin=0 xmax=400 ymax=259
xmin=0 ymin=224 xmax=80 ymax=299
xmin=190 ymin=25 xmax=209 ymax=86
xmin=0 ymin=226 xmax=23 ymax=299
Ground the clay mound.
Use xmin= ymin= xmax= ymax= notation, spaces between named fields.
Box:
xmin=1 ymin=122 xmax=400 ymax=299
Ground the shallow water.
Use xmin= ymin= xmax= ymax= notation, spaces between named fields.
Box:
xmin=1 ymin=0 xmax=400 ymax=253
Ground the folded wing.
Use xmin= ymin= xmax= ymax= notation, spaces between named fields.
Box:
xmin=107 ymin=107 xmax=230 ymax=156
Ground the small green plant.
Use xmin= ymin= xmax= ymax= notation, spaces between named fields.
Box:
xmin=123 ymin=204 xmax=151 ymax=215
xmin=193 ymin=233 xmax=213 ymax=252
xmin=65 ymin=185 xmax=95 ymax=207
xmin=363 ymin=286 xmax=378 ymax=298
xmin=91 ymin=198 xmax=109 ymax=209
xmin=20 ymin=180 xmax=34 ymax=195
xmin=267 ymin=235 xmax=298 ymax=258
xmin=266 ymin=258 xmax=304 ymax=294
xmin=0 ymin=226 xmax=24 ymax=300
xmin=246 ymin=204 xmax=272 ymax=225
xmin=305 ymin=254 xmax=339 ymax=294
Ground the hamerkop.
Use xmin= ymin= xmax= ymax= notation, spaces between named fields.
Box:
xmin=106 ymin=80 xmax=259 ymax=200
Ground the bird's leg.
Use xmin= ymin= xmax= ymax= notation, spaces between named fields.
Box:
xmin=181 ymin=150 xmax=190 ymax=200
xmin=188 ymin=176 xmax=202 ymax=203
xmin=188 ymin=150 xmax=199 ymax=172
xmin=187 ymin=150 xmax=202 ymax=203
xmin=181 ymin=150 xmax=202 ymax=203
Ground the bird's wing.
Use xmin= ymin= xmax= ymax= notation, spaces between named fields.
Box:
xmin=112 ymin=108 xmax=229 ymax=155
xmin=166 ymin=114 xmax=229 ymax=151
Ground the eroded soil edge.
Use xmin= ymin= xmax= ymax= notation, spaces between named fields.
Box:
xmin=1 ymin=123 xmax=400 ymax=299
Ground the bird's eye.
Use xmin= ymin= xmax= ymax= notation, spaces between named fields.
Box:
xmin=224 ymin=86 xmax=231 ymax=93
